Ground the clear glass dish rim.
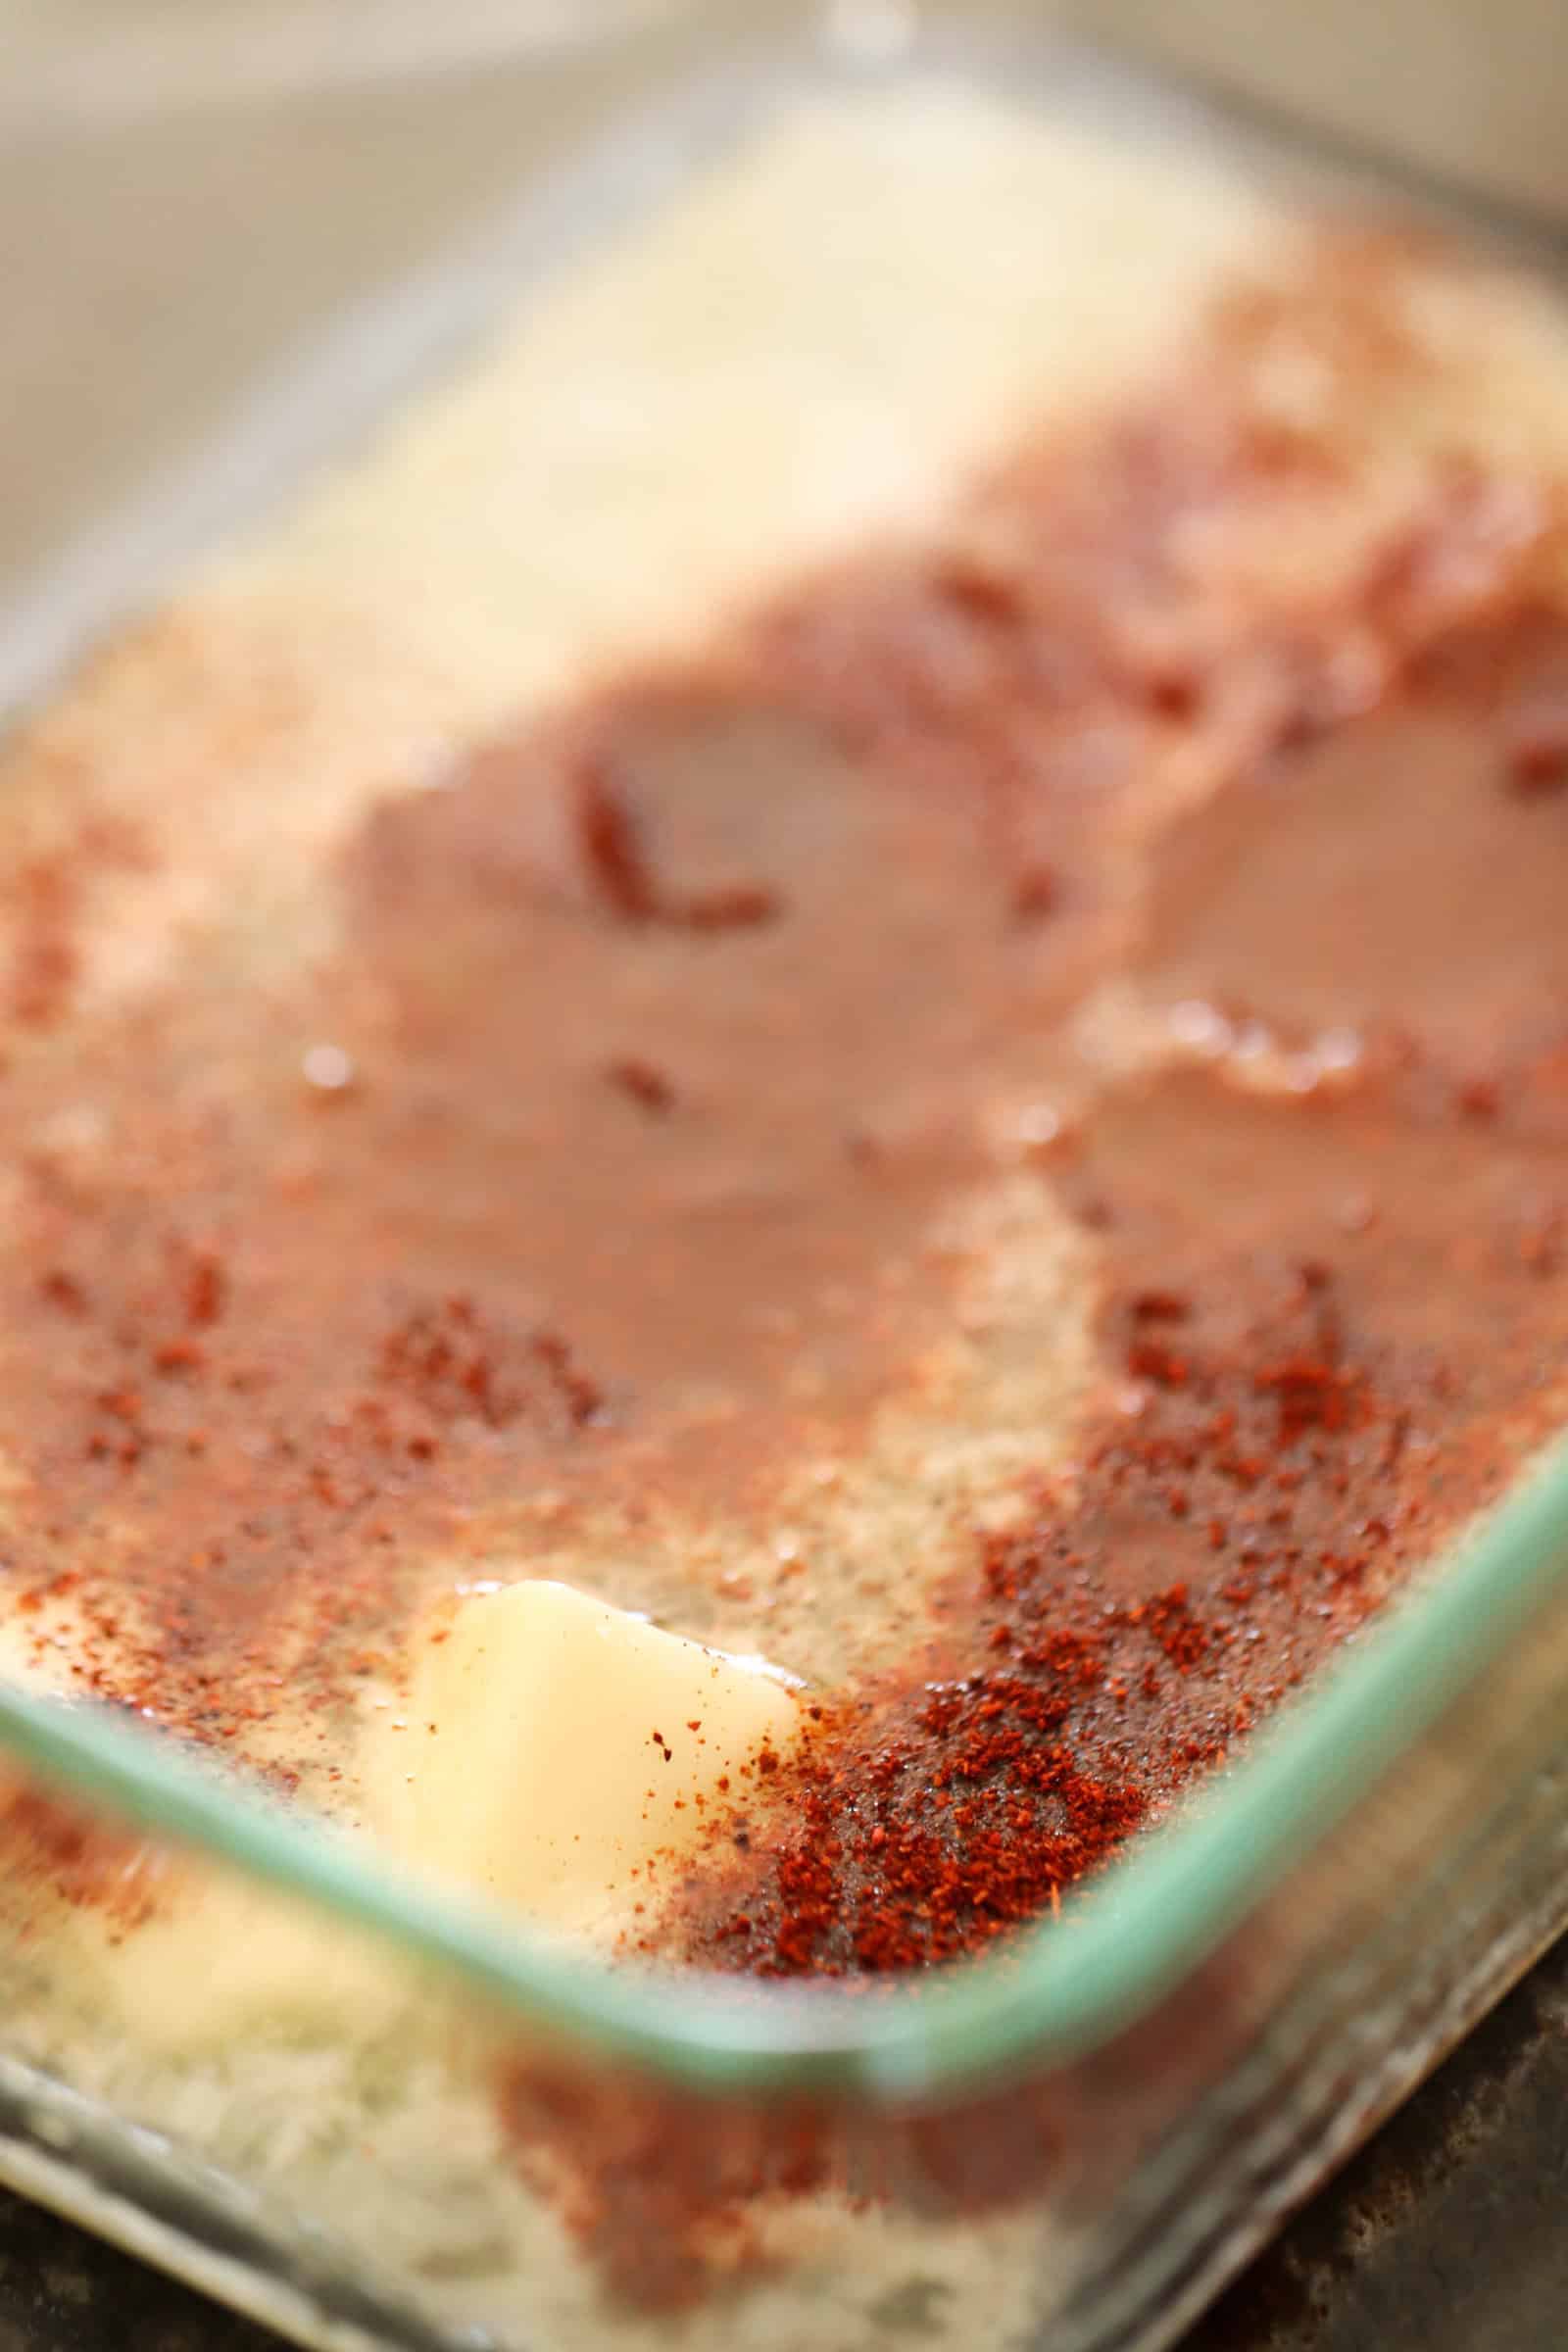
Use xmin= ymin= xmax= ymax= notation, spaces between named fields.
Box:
xmin=6 ymin=13 xmax=1568 ymax=2114
xmin=1 ymin=1440 xmax=1564 ymax=2104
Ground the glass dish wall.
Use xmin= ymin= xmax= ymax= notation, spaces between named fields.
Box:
xmin=5 ymin=12 xmax=1568 ymax=2351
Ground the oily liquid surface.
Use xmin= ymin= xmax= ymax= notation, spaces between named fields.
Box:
xmin=0 ymin=671 xmax=1100 ymax=1770
xmin=0 ymin=229 xmax=1565 ymax=1953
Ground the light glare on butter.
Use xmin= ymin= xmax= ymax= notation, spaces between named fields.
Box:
xmin=378 ymin=1581 xmax=801 ymax=1936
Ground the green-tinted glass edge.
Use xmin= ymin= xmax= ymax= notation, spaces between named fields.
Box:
xmin=8 ymin=22 xmax=1568 ymax=2111
xmin=0 ymin=1437 xmax=1565 ymax=2103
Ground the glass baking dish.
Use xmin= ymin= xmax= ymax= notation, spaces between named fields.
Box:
xmin=6 ymin=9 xmax=1568 ymax=2349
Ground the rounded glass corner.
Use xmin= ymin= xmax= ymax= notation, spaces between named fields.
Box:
xmin=0 ymin=1435 xmax=1565 ymax=2106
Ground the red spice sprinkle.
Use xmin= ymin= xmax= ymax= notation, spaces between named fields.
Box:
xmin=675 ymin=882 xmax=781 ymax=933
xmin=572 ymin=748 xmax=780 ymax=932
xmin=1506 ymin=722 xmax=1568 ymax=795
xmin=1127 ymin=1339 xmax=1189 ymax=1386
xmin=1147 ymin=667 xmax=1202 ymax=723
xmin=1131 ymin=1291 xmax=1193 ymax=1324
xmin=676 ymin=1155 xmax=1552 ymax=1984
xmin=606 ymin=1056 xmax=676 ymax=1114
xmin=574 ymin=756 xmax=658 ymax=921
xmin=182 ymin=1250 xmax=225 ymax=1330
xmin=1011 ymin=865 xmax=1059 ymax=922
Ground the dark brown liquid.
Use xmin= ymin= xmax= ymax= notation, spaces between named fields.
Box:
xmin=0 ymin=228 xmax=1562 ymax=1923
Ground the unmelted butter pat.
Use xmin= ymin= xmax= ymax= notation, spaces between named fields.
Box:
xmin=370 ymin=1581 xmax=801 ymax=1938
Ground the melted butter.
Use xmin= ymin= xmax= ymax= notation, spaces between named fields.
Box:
xmin=366 ymin=1581 xmax=802 ymax=1936
xmin=40 ymin=1586 xmax=803 ymax=2054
